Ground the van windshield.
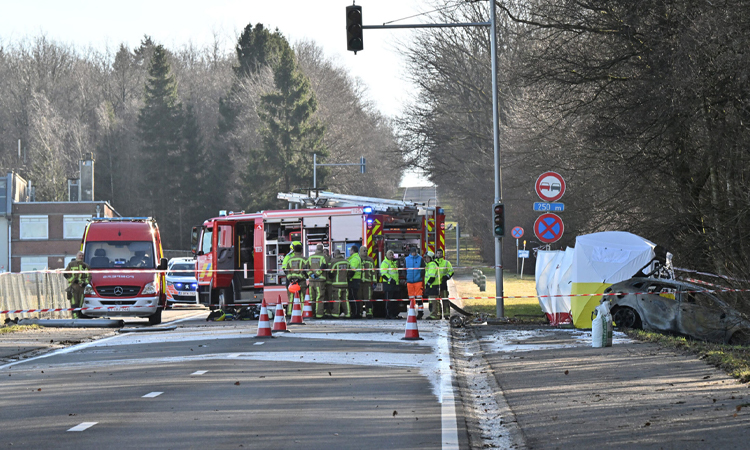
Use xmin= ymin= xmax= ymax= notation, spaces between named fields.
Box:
xmin=85 ymin=241 xmax=155 ymax=269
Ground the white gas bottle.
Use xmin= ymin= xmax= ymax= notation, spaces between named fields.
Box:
xmin=591 ymin=301 xmax=613 ymax=348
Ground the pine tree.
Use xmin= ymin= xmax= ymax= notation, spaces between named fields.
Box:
xmin=137 ymin=44 xmax=184 ymax=247
xmin=246 ymin=45 xmax=327 ymax=210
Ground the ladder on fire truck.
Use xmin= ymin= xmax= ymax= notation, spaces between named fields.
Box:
xmin=277 ymin=191 xmax=436 ymax=213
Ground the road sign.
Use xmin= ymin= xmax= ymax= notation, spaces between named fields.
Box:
xmin=534 ymin=213 xmax=564 ymax=244
xmin=533 ymin=202 xmax=565 ymax=212
xmin=518 ymin=250 xmax=530 ymax=258
xmin=535 ymin=172 xmax=566 ymax=202
xmin=511 ymin=226 xmax=524 ymax=239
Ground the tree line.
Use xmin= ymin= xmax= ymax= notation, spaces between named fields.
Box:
xmin=399 ymin=0 xmax=750 ymax=281
xmin=0 ymin=24 xmax=403 ymax=249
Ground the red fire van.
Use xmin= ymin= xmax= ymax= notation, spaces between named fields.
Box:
xmin=80 ymin=217 xmax=168 ymax=325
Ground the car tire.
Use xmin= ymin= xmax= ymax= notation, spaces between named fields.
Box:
xmin=148 ymin=307 xmax=162 ymax=325
xmin=612 ymin=306 xmax=642 ymax=329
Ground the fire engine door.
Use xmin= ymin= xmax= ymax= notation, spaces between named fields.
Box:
xmin=214 ymin=221 xmax=235 ymax=285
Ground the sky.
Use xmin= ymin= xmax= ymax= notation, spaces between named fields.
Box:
xmin=0 ymin=0 xmax=436 ymax=186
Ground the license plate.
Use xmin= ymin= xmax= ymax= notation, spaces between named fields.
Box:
xmin=178 ymin=291 xmax=196 ymax=296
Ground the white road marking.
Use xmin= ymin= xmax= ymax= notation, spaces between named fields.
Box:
xmin=253 ymin=342 xmax=265 ymax=346
xmin=67 ymin=422 xmax=97 ymax=432
xmin=142 ymin=392 xmax=163 ymax=398
xmin=437 ymin=329 xmax=459 ymax=450
xmin=191 ymin=370 xmax=208 ymax=375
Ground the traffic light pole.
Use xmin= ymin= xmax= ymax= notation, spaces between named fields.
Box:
xmin=313 ymin=153 xmax=366 ymax=189
xmin=489 ymin=0 xmax=504 ymax=319
xmin=352 ymin=2 xmax=504 ymax=317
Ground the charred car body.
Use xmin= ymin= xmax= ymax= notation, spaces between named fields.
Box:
xmin=605 ymin=277 xmax=750 ymax=345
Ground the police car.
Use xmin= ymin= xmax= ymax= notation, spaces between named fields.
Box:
xmin=166 ymin=257 xmax=199 ymax=305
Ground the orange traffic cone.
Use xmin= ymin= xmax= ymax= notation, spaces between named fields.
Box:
xmin=254 ymin=299 xmax=274 ymax=338
xmin=289 ymin=291 xmax=305 ymax=325
xmin=273 ymin=295 xmax=290 ymax=332
xmin=302 ymin=293 xmax=314 ymax=319
xmin=402 ymin=298 xmax=423 ymax=341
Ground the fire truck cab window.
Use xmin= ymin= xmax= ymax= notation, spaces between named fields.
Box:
xmin=201 ymin=228 xmax=213 ymax=254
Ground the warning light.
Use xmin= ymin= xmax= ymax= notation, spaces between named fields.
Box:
xmin=363 ymin=206 xmax=373 ymax=214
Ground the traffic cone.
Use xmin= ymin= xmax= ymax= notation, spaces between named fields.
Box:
xmin=254 ymin=299 xmax=274 ymax=338
xmin=289 ymin=292 xmax=305 ymax=325
xmin=302 ymin=293 xmax=314 ymax=319
xmin=272 ymin=295 xmax=290 ymax=332
xmin=402 ymin=298 xmax=423 ymax=341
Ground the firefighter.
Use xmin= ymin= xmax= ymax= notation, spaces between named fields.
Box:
xmin=64 ymin=251 xmax=91 ymax=319
xmin=405 ymin=246 xmax=425 ymax=319
xmin=329 ymin=249 xmax=351 ymax=318
xmin=358 ymin=246 xmax=376 ymax=318
xmin=308 ymin=244 xmax=330 ymax=319
xmin=435 ymin=249 xmax=455 ymax=319
xmin=423 ymin=251 xmax=441 ymax=319
xmin=381 ymin=249 xmax=400 ymax=319
xmin=283 ymin=241 xmax=307 ymax=314
xmin=347 ymin=245 xmax=363 ymax=318
xmin=324 ymin=249 xmax=333 ymax=316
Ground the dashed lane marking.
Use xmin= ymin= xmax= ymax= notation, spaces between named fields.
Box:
xmin=191 ymin=370 xmax=208 ymax=375
xmin=67 ymin=422 xmax=97 ymax=432
xmin=142 ymin=392 xmax=163 ymax=398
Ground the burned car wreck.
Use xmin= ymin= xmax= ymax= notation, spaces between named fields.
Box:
xmin=604 ymin=277 xmax=750 ymax=345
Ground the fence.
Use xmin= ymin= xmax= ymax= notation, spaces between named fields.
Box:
xmin=0 ymin=272 xmax=70 ymax=321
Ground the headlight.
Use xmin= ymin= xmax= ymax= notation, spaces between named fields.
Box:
xmin=143 ymin=282 xmax=157 ymax=295
xmin=84 ymin=284 xmax=93 ymax=295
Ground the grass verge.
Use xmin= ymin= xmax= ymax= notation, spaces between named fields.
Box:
xmin=625 ymin=329 xmax=750 ymax=383
xmin=453 ymin=271 xmax=546 ymax=323
xmin=0 ymin=324 xmax=41 ymax=334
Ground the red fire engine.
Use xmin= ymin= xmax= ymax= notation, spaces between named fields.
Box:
xmin=192 ymin=191 xmax=445 ymax=316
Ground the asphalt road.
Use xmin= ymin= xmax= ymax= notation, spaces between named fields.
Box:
xmin=470 ymin=325 xmax=750 ymax=449
xmin=0 ymin=317 xmax=466 ymax=449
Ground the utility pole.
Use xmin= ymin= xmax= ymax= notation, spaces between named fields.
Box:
xmin=347 ymin=2 xmax=504 ymax=317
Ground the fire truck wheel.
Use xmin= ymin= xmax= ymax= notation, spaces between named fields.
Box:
xmin=148 ymin=307 xmax=162 ymax=325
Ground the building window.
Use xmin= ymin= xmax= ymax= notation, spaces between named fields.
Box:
xmin=64 ymin=215 xmax=91 ymax=239
xmin=19 ymin=215 xmax=48 ymax=240
xmin=21 ymin=256 xmax=48 ymax=272
xmin=0 ymin=178 xmax=6 ymax=215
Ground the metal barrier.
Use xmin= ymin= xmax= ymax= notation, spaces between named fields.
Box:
xmin=0 ymin=272 xmax=70 ymax=321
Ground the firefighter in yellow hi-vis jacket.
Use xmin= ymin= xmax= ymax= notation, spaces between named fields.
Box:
xmin=329 ymin=249 xmax=351 ymax=318
xmin=64 ymin=251 xmax=91 ymax=319
xmin=308 ymin=244 xmax=330 ymax=318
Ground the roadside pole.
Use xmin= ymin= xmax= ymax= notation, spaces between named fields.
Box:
xmin=351 ymin=1 xmax=503 ymax=316
xmin=490 ymin=0 xmax=504 ymax=318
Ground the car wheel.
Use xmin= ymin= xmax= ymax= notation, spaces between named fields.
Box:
xmin=148 ymin=307 xmax=162 ymax=325
xmin=612 ymin=306 xmax=642 ymax=329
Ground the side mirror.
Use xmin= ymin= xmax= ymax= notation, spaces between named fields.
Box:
xmin=191 ymin=226 xmax=200 ymax=254
xmin=197 ymin=250 xmax=204 ymax=256
xmin=158 ymin=258 xmax=168 ymax=271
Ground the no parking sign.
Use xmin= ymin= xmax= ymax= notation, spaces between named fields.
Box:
xmin=534 ymin=213 xmax=564 ymax=244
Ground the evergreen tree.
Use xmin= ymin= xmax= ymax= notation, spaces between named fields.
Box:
xmin=180 ymin=102 xmax=209 ymax=246
xmin=214 ymin=23 xmax=291 ymax=210
xmin=245 ymin=45 xmax=327 ymax=210
xmin=137 ymin=44 xmax=184 ymax=247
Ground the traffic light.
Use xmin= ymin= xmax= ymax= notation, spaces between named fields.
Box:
xmin=492 ymin=203 xmax=505 ymax=238
xmin=346 ymin=5 xmax=363 ymax=54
